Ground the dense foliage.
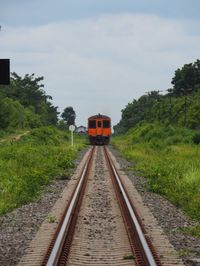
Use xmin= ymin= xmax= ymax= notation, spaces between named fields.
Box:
xmin=61 ymin=106 xmax=76 ymax=126
xmin=112 ymin=123 xmax=200 ymax=220
xmin=0 ymin=71 xmax=85 ymax=215
xmin=0 ymin=72 xmax=59 ymax=130
xmin=114 ymin=59 xmax=200 ymax=134
xmin=171 ymin=59 xmax=200 ymax=96
xmin=0 ymin=126 xmax=86 ymax=214
xmin=113 ymin=59 xmax=200 ymax=224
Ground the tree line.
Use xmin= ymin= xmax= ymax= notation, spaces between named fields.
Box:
xmin=114 ymin=59 xmax=200 ymax=134
xmin=0 ymin=72 xmax=76 ymax=131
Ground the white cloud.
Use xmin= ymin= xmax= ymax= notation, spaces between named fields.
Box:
xmin=0 ymin=14 xmax=200 ymax=126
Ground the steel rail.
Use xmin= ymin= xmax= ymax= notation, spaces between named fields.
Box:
xmin=44 ymin=146 xmax=95 ymax=266
xmin=43 ymin=145 xmax=160 ymax=266
xmin=104 ymin=146 xmax=159 ymax=266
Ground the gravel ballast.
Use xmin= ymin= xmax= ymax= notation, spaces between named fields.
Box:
xmin=0 ymin=180 xmax=68 ymax=266
xmin=1 ymin=145 xmax=200 ymax=265
xmin=0 ymin=147 xmax=89 ymax=266
xmin=110 ymin=146 xmax=200 ymax=266
xmin=67 ymin=146 xmax=133 ymax=265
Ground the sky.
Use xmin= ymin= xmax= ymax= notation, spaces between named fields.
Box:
xmin=0 ymin=0 xmax=200 ymax=127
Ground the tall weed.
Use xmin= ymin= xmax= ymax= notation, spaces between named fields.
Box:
xmin=112 ymin=123 xmax=200 ymax=220
xmin=0 ymin=126 xmax=86 ymax=214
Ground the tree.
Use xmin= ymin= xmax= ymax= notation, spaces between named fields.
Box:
xmin=171 ymin=59 xmax=200 ymax=96
xmin=0 ymin=72 xmax=59 ymax=126
xmin=61 ymin=107 xmax=76 ymax=126
xmin=0 ymin=97 xmax=26 ymax=129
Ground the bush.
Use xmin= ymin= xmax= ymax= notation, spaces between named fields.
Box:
xmin=112 ymin=123 xmax=200 ymax=220
xmin=26 ymin=126 xmax=60 ymax=145
xmin=0 ymin=127 xmax=86 ymax=214
xmin=192 ymin=133 xmax=200 ymax=145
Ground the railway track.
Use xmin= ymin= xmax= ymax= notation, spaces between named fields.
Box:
xmin=42 ymin=146 xmax=161 ymax=266
xmin=18 ymin=146 xmax=184 ymax=266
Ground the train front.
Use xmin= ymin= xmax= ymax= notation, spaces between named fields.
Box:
xmin=88 ymin=114 xmax=111 ymax=145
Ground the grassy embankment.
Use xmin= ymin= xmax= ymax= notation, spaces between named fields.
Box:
xmin=0 ymin=126 xmax=86 ymax=215
xmin=112 ymin=123 xmax=200 ymax=221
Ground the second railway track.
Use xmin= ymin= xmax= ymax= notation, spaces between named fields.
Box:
xmin=18 ymin=146 xmax=185 ymax=266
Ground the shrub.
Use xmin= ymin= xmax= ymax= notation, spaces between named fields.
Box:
xmin=112 ymin=123 xmax=200 ymax=220
xmin=26 ymin=126 xmax=60 ymax=145
xmin=192 ymin=133 xmax=200 ymax=145
xmin=0 ymin=127 xmax=86 ymax=214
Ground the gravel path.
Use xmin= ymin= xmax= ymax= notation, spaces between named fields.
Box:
xmin=0 ymin=147 xmax=89 ymax=266
xmin=110 ymin=146 xmax=200 ymax=266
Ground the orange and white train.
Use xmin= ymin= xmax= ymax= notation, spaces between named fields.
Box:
xmin=87 ymin=114 xmax=111 ymax=145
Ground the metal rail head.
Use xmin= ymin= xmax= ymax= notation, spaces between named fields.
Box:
xmin=44 ymin=146 xmax=95 ymax=266
xmin=104 ymin=146 xmax=159 ymax=266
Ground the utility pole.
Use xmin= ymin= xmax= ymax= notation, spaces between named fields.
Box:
xmin=145 ymin=92 xmax=150 ymax=122
xmin=156 ymin=90 xmax=163 ymax=123
xmin=167 ymin=88 xmax=173 ymax=123
xmin=184 ymin=89 xmax=187 ymax=126
xmin=181 ymin=88 xmax=192 ymax=127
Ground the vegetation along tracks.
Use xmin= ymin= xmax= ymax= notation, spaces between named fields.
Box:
xmin=18 ymin=146 xmax=184 ymax=266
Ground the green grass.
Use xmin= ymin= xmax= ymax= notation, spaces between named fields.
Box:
xmin=112 ymin=123 xmax=200 ymax=220
xmin=0 ymin=126 xmax=86 ymax=215
xmin=47 ymin=214 xmax=57 ymax=223
xmin=123 ymin=255 xmax=135 ymax=260
xmin=178 ymin=225 xmax=200 ymax=238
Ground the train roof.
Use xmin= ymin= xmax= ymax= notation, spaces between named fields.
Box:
xmin=88 ymin=114 xmax=110 ymax=120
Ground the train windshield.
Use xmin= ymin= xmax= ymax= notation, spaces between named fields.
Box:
xmin=97 ymin=121 xmax=101 ymax=127
xmin=103 ymin=120 xmax=110 ymax=128
xmin=89 ymin=120 xmax=96 ymax=128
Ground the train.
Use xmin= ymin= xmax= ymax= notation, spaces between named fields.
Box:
xmin=87 ymin=114 xmax=111 ymax=145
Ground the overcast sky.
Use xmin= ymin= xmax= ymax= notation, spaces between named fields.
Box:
xmin=1 ymin=1 xmax=200 ymax=127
